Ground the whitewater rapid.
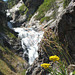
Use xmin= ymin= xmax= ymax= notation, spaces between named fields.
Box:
xmin=13 ymin=27 xmax=44 ymax=65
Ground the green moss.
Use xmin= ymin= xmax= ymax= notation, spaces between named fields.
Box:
xmin=0 ymin=46 xmax=5 ymax=52
xmin=6 ymin=32 xmax=16 ymax=39
xmin=4 ymin=27 xmax=17 ymax=39
xmin=27 ymin=14 xmax=33 ymax=21
xmin=21 ymin=69 xmax=26 ymax=75
xmin=35 ymin=0 xmax=56 ymax=20
xmin=19 ymin=4 xmax=26 ymax=11
xmin=63 ymin=0 xmax=70 ymax=8
xmin=8 ymin=0 xmax=16 ymax=8
xmin=19 ymin=4 xmax=28 ymax=15
xmin=24 ymin=8 xmax=28 ymax=15
xmin=40 ymin=17 xmax=50 ymax=23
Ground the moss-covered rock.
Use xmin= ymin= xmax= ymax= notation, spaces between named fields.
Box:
xmin=35 ymin=0 xmax=56 ymax=20
xmin=19 ymin=3 xmax=28 ymax=15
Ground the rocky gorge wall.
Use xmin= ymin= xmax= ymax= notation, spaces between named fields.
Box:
xmin=55 ymin=0 xmax=75 ymax=61
xmin=5 ymin=0 xmax=75 ymax=75
xmin=25 ymin=0 xmax=75 ymax=75
xmin=0 ymin=1 xmax=28 ymax=75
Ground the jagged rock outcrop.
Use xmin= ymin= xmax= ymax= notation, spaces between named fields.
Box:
xmin=23 ymin=0 xmax=44 ymax=9
xmin=0 ymin=0 xmax=23 ymax=57
xmin=22 ymin=0 xmax=44 ymax=18
xmin=55 ymin=0 xmax=75 ymax=61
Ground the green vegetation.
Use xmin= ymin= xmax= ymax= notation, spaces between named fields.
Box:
xmin=40 ymin=29 xmax=72 ymax=65
xmin=7 ymin=0 xmax=16 ymax=8
xmin=63 ymin=0 xmax=70 ymax=8
xmin=35 ymin=0 xmax=58 ymax=23
xmin=7 ymin=0 xmax=19 ymax=8
xmin=21 ymin=69 xmax=26 ymax=75
xmin=35 ymin=0 xmax=56 ymax=20
xmin=41 ymin=56 xmax=68 ymax=75
xmin=0 ymin=23 xmax=26 ymax=75
xmin=40 ymin=17 xmax=50 ymax=23
xmin=73 ymin=70 xmax=75 ymax=74
xmin=27 ymin=14 xmax=33 ymax=21
xmin=6 ymin=31 xmax=17 ymax=39
xmin=19 ymin=3 xmax=28 ymax=15
xmin=0 ymin=45 xmax=26 ymax=75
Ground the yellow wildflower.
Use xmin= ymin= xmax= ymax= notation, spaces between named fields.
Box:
xmin=41 ymin=63 xmax=50 ymax=69
xmin=49 ymin=55 xmax=60 ymax=62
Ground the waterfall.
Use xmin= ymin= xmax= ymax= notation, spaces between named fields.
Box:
xmin=7 ymin=22 xmax=44 ymax=64
xmin=13 ymin=28 xmax=44 ymax=65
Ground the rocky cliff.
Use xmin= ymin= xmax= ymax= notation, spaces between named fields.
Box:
xmin=55 ymin=0 xmax=75 ymax=61
xmin=25 ymin=0 xmax=75 ymax=75
xmin=1 ymin=0 xmax=75 ymax=75
xmin=0 ymin=1 xmax=28 ymax=75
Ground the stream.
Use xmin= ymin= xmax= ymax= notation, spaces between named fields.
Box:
xmin=8 ymin=22 xmax=44 ymax=65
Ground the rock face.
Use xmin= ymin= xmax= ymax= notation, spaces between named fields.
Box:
xmin=7 ymin=0 xmax=25 ymax=27
xmin=8 ymin=0 xmax=44 ymax=27
xmin=55 ymin=0 xmax=75 ymax=61
xmin=22 ymin=0 xmax=44 ymax=18
xmin=0 ymin=1 xmax=7 ymax=27
xmin=25 ymin=0 xmax=75 ymax=75
xmin=23 ymin=0 xmax=44 ymax=9
xmin=0 ymin=0 xmax=24 ymax=58
xmin=0 ymin=1 xmax=28 ymax=75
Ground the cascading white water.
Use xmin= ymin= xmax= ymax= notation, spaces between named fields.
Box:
xmin=7 ymin=17 xmax=44 ymax=65
xmin=13 ymin=27 xmax=44 ymax=65
xmin=7 ymin=22 xmax=44 ymax=64
xmin=6 ymin=0 xmax=44 ymax=65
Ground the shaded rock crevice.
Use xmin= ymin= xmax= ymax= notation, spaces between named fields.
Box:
xmin=55 ymin=0 xmax=75 ymax=61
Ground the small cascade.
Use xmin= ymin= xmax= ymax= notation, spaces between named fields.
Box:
xmin=7 ymin=9 xmax=44 ymax=65
xmin=13 ymin=27 xmax=44 ymax=65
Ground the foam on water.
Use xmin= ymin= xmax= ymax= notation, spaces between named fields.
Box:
xmin=13 ymin=27 xmax=44 ymax=64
